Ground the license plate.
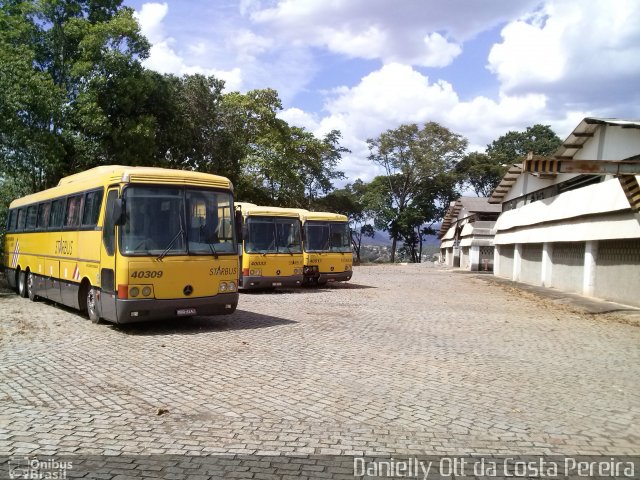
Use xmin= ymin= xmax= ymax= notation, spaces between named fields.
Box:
xmin=177 ymin=308 xmax=196 ymax=316
xmin=272 ymin=282 xmax=282 ymax=287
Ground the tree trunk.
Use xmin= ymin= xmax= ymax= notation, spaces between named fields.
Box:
xmin=390 ymin=237 xmax=397 ymax=263
xmin=418 ymin=226 xmax=423 ymax=263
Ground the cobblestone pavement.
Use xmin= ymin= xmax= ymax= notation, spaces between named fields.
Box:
xmin=0 ymin=264 xmax=639 ymax=477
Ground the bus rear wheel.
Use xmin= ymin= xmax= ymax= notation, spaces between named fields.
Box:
xmin=86 ymin=288 xmax=101 ymax=323
xmin=26 ymin=271 xmax=37 ymax=301
xmin=17 ymin=270 xmax=28 ymax=298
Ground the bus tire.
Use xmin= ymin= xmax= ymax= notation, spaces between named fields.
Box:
xmin=17 ymin=270 xmax=28 ymax=298
xmin=86 ymin=287 xmax=101 ymax=323
xmin=26 ymin=271 xmax=37 ymax=301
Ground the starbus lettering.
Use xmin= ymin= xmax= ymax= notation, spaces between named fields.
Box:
xmin=55 ymin=240 xmax=73 ymax=256
xmin=209 ymin=266 xmax=238 ymax=276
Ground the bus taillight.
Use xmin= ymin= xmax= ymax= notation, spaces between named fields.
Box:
xmin=117 ymin=284 xmax=128 ymax=299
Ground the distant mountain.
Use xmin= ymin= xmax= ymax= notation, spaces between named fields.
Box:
xmin=362 ymin=230 xmax=393 ymax=246
xmin=361 ymin=229 xmax=440 ymax=247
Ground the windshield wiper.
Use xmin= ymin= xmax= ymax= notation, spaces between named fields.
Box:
xmin=207 ymin=242 xmax=219 ymax=259
xmin=157 ymin=214 xmax=185 ymax=261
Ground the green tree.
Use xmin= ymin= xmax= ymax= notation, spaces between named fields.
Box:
xmin=457 ymin=124 xmax=561 ymax=199
xmin=0 ymin=0 xmax=150 ymax=190
xmin=367 ymin=122 xmax=467 ymax=262
xmin=219 ymin=89 xmax=346 ymax=206
xmin=455 ymin=152 xmax=507 ymax=197
xmin=486 ymin=124 xmax=562 ymax=165
xmin=0 ymin=0 xmax=64 ymax=192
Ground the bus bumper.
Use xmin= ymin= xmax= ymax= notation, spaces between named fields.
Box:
xmin=240 ymin=275 xmax=303 ymax=289
xmin=319 ymin=271 xmax=352 ymax=283
xmin=114 ymin=292 xmax=239 ymax=324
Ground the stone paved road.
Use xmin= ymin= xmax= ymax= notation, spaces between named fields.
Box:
xmin=0 ymin=264 xmax=638 ymax=477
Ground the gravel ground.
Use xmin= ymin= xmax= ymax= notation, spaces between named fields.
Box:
xmin=0 ymin=263 xmax=638 ymax=477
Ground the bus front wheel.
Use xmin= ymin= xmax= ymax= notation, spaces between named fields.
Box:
xmin=86 ymin=288 xmax=101 ymax=323
xmin=17 ymin=270 xmax=28 ymax=298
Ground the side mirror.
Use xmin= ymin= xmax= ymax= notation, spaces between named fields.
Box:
xmin=235 ymin=210 xmax=243 ymax=241
xmin=111 ymin=199 xmax=124 ymax=226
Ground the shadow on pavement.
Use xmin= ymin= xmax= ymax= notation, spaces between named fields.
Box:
xmin=113 ymin=309 xmax=297 ymax=336
xmin=241 ymin=282 xmax=376 ymax=295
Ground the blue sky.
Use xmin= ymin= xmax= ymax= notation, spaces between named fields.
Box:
xmin=124 ymin=0 xmax=640 ymax=182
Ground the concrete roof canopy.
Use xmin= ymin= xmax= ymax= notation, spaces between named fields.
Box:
xmin=488 ymin=117 xmax=640 ymax=204
xmin=439 ymin=196 xmax=500 ymax=238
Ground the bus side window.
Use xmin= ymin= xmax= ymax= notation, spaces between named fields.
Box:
xmin=65 ymin=195 xmax=82 ymax=228
xmin=17 ymin=209 xmax=27 ymax=231
xmin=26 ymin=205 xmax=38 ymax=230
xmin=49 ymin=199 xmax=65 ymax=229
xmin=103 ymin=190 xmax=118 ymax=256
xmin=7 ymin=209 xmax=16 ymax=232
xmin=82 ymin=190 xmax=104 ymax=226
xmin=37 ymin=203 xmax=51 ymax=230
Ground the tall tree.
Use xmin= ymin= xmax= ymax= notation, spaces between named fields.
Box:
xmin=455 ymin=152 xmax=507 ymax=197
xmin=457 ymin=124 xmax=562 ymax=198
xmin=486 ymin=124 xmax=562 ymax=165
xmin=367 ymin=122 xmax=466 ymax=262
xmin=0 ymin=0 xmax=64 ymax=192
xmin=0 ymin=0 xmax=150 ymax=190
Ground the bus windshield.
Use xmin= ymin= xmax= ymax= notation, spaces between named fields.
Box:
xmin=245 ymin=216 xmax=302 ymax=254
xmin=120 ymin=186 xmax=235 ymax=255
xmin=304 ymin=221 xmax=351 ymax=253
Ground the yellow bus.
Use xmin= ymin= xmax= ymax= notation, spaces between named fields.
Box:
xmin=296 ymin=210 xmax=353 ymax=285
xmin=3 ymin=166 xmax=239 ymax=323
xmin=235 ymin=202 xmax=304 ymax=289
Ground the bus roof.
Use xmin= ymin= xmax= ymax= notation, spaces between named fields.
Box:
xmin=10 ymin=166 xmax=233 ymax=208
xmin=236 ymin=202 xmax=303 ymax=219
xmin=300 ymin=210 xmax=348 ymax=222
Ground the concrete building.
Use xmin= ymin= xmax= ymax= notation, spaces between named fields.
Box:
xmin=439 ymin=197 xmax=501 ymax=270
xmin=490 ymin=117 xmax=640 ymax=307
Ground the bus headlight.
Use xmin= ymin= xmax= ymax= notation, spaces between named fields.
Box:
xmin=344 ymin=265 xmax=352 ymax=271
xmin=293 ymin=268 xmax=303 ymax=275
xmin=129 ymin=287 xmax=140 ymax=297
xmin=228 ymin=281 xmax=236 ymax=291
xmin=249 ymin=269 xmax=262 ymax=276
xmin=219 ymin=282 xmax=228 ymax=292
xmin=142 ymin=286 xmax=152 ymax=297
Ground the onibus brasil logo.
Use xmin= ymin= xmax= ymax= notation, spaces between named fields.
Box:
xmin=8 ymin=456 xmax=72 ymax=479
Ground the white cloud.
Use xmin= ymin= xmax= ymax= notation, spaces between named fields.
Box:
xmin=278 ymin=107 xmax=319 ymax=131
xmin=133 ymin=2 xmax=168 ymax=44
xmin=250 ymin=0 xmax=539 ymax=67
xmin=488 ymin=0 xmax=640 ymax=107
xmin=420 ymin=33 xmax=462 ymax=68
xmin=229 ymin=30 xmax=275 ymax=61
xmin=134 ymin=2 xmax=244 ymax=91
xmin=130 ymin=0 xmax=640 ymax=184
xmin=292 ymin=63 xmax=585 ymax=182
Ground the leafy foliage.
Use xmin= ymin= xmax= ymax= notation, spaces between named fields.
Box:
xmin=366 ymin=122 xmax=466 ymax=262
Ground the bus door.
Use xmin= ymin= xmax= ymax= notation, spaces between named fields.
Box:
xmin=99 ymin=187 xmax=119 ymax=321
